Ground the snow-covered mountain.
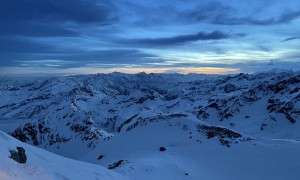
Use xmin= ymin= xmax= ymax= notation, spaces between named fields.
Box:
xmin=0 ymin=70 xmax=300 ymax=179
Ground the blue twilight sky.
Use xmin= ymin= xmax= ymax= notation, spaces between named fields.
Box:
xmin=0 ymin=0 xmax=300 ymax=76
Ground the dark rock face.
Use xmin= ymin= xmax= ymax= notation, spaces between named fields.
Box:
xmin=198 ymin=125 xmax=242 ymax=139
xmin=11 ymin=123 xmax=39 ymax=145
xmin=198 ymin=98 xmax=239 ymax=121
xmin=9 ymin=146 xmax=27 ymax=164
xmin=126 ymin=113 xmax=188 ymax=132
xmin=197 ymin=125 xmax=252 ymax=147
xmin=117 ymin=113 xmax=139 ymax=133
xmin=97 ymin=155 xmax=104 ymax=160
xmin=268 ymin=75 xmax=300 ymax=94
xmin=267 ymin=98 xmax=297 ymax=124
xmin=223 ymin=83 xmax=239 ymax=93
xmin=159 ymin=147 xmax=166 ymax=151
xmin=10 ymin=122 xmax=69 ymax=146
xmin=107 ymin=160 xmax=128 ymax=169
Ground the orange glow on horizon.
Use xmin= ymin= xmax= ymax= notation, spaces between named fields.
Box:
xmin=66 ymin=67 xmax=240 ymax=75
xmin=0 ymin=66 xmax=240 ymax=76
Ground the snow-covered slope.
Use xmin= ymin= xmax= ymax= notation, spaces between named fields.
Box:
xmin=1 ymin=116 xmax=300 ymax=180
xmin=0 ymin=130 xmax=128 ymax=180
xmin=0 ymin=70 xmax=300 ymax=179
xmin=81 ymin=116 xmax=300 ymax=180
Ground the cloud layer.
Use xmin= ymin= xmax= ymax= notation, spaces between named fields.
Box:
xmin=120 ymin=31 xmax=238 ymax=46
xmin=0 ymin=0 xmax=300 ymax=75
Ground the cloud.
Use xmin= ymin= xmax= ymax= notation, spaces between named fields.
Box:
xmin=0 ymin=44 xmax=158 ymax=68
xmin=47 ymin=49 xmax=157 ymax=65
xmin=225 ymin=10 xmax=300 ymax=25
xmin=150 ymin=59 xmax=300 ymax=73
xmin=0 ymin=0 xmax=117 ymax=38
xmin=234 ymin=60 xmax=300 ymax=73
xmin=120 ymin=31 xmax=238 ymax=46
xmin=281 ymin=36 xmax=300 ymax=42
xmin=0 ymin=37 xmax=65 ymax=67
xmin=182 ymin=1 xmax=231 ymax=22
xmin=0 ymin=37 xmax=57 ymax=53
xmin=181 ymin=1 xmax=300 ymax=26
xmin=0 ymin=0 xmax=116 ymax=24
xmin=0 ymin=23 xmax=79 ymax=37
xmin=277 ymin=10 xmax=300 ymax=24
xmin=1 ymin=0 xmax=300 ymax=76
xmin=2 ymin=59 xmax=300 ymax=77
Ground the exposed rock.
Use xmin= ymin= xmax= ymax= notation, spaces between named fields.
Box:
xmin=197 ymin=125 xmax=251 ymax=147
xmin=159 ymin=147 xmax=166 ymax=152
xmin=9 ymin=147 xmax=27 ymax=164
xmin=107 ymin=160 xmax=128 ymax=169
xmin=223 ymin=83 xmax=239 ymax=93
xmin=97 ymin=155 xmax=104 ymax=160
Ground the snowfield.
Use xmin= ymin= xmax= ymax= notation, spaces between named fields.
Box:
xmin=0 ymin=70 xmax=300 ymax=179
xmin=80 ymin=116 xmax=300 ymax=180
xmin=0 ymin=130 xmax=128 ymax=180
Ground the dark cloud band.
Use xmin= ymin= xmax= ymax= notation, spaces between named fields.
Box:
xmin=119 ymin=31 xmax=238 ymax=46
xmin=281 ymin=37 xmax=300 ymax=42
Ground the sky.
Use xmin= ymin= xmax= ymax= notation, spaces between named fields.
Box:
xmin=0 ymin=0 xmax=300 ymax=76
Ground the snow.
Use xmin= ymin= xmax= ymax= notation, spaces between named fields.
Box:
xmin=81 ymin=117 xmax=300 ymax=180
xmin=0 ymin=70 xmax=300 ymax=179
xmin=0 ymin=130 xmax=128 ymax=180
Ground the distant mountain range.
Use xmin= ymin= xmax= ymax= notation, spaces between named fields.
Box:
xmin=0 ymin=70 xmax=300 ymax=179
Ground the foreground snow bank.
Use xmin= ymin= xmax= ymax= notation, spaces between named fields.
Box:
xmin=0 ymin=130 xmax=128 ymax=180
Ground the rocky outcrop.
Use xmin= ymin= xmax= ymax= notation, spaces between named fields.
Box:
xmin=197 ymin=125 xmax=252 ymax=147
xmin=9 ymin=147 xmax=27 ymax=164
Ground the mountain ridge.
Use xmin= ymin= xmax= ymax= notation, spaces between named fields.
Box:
xmin=0 ymin=70 xmax=300 ymax=179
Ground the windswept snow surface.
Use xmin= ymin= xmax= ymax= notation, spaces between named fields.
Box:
xmin=81 ymin=116 xmax=300 ymax=180
xmin=0 ymin=130 xmax=128 ymax=180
